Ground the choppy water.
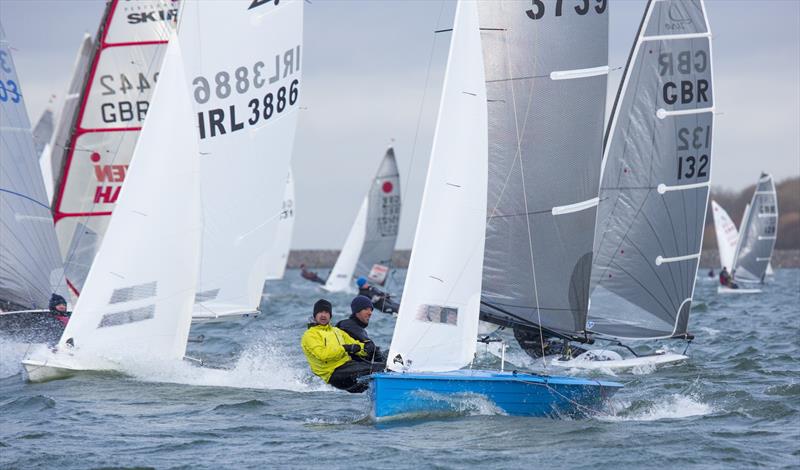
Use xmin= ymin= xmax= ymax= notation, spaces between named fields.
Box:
xmin=1 ymin=269 xmax=798 ymax=469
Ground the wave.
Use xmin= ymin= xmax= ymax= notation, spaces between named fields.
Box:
xmin=602 ymin=393 xmax=713 ymax=422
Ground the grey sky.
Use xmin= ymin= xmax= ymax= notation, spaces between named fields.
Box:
xmin=1 ymin=0 xmax=798 ymax=249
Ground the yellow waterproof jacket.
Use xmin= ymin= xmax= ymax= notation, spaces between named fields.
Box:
xmin=301 ymin=324 xmax=366 ymax=383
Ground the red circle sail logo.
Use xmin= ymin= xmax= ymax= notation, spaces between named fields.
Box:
xmin=382 ymin=181 xmax=393 ymax=193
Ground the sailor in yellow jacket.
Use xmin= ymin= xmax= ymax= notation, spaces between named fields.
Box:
xmin=302 ymin=299 xmax=385 ymax=393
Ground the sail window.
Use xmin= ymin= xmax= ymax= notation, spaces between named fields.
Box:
xmin=194 ymin=289 xmax=220 ymax=303
xmin=109 ymin=282 xmax=157 ymax=304
xmin=98 ymin=305 xmax=155 ymax=328
xmin=416 ymin=305 xmax=459 ymax=326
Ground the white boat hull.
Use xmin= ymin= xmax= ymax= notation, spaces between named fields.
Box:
xmin=191 ymin=310 xmax=260 ymax=323
xmin=550 ymin=350 xmax=688 ymax=370
xmin=717 ymin=286 xmax=761 ymax=294
xmin=22 ymin=358 xmax=82 ymax=383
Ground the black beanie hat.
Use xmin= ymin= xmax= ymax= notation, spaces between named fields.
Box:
xmin=313 ymin=299 xmax=332 ymax=318
xmin=49 ymin=293 xmax=67 ymax=310
xmin=351 ymin=295 xmax=373 ymax=314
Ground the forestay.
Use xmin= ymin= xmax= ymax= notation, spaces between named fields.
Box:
xmin=264 ymin=170 xmax=295 ymax=281
xmin=711 ymin=200 xmax=738 ymax=271
xmin=186 ymin=0 xmax=303 ymax=318
xmin=478 ymin=0 xmax=609 ymax=337
xmin=52 ymin=0 xmax=174 ymax=298
xmin=0 ymin=25 xmax=67 ymax=310
xmin=732 ymin=173 xmax=778 ymax=283
xmin=325 ymin=148 xmax=401 ymax=292
xmin=57 ymin=34 xmax=200 ymax=362
xmin=388 ymin=1 xmax=487 ymax=372
xmin=590 ymin=0 xmax=714 ymax=340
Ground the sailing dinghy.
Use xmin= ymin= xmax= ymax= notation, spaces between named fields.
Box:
xmin=555 ymin=0 xmax=715 ymax=370
xmin=0 ymin=25 xmax=70 ymax=343
xmin=322 ymin=147 xmax=401 ymax=293
xmin=368 ymin=1 xmax=620 ymax=420
xmin=711 ymin=200 xmax=761 ymax=294
xmin=720 ymin=173 xmax=779 ymax=293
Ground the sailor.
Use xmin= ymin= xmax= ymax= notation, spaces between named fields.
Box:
xmin=719 ymin=266 xmax=738 ymax=289
xmin=301 ymin=299 xmax=384 ymax=393
xmin=514 ymin=327 xmax=586 ymax=360
xmin=300 ymin=264 xmax=326 ymax=285
xmin=49 ymin=294 xmax=71 ymax=326
xmin=336 ymin=295 xmax=387 ymax=363
xmin=708 ymin=268 xmax=715 ymax=278
xmin=356 ymin=277 xmax=400 ymax=314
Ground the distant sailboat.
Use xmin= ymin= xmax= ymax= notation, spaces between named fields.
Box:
xmin=263 ymin=170 xmax=296 ymax=282
xmin=41 ymin=33 xmax=94 ymax=204
xmin=0 ymin=25 xmax=69 ymax=341
xmin=50 ymin=0 xmax=175 ymax=299
xmin=322 ymin=147 xmax=401 ymax=293
xmin=369 ymin=1 xmax=620 ymax=419
xmin=728 ymin=173 xmax=778 ymax=288
xmin=559 ymin=0 xmax=714 ymax=369
xmin=22 ymin=0 xmax=304 ymax=380
xmin=711 ymin=200 xmax=759 ymax=294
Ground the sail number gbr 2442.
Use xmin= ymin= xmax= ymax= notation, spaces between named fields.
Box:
xmin=193 ymin=52 xmax=300 ymax=140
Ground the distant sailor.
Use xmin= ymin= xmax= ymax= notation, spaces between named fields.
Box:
xmin=49 ymin=294 xmax=71 ymax=326
xmin=719 ymin=266 xmax=738 ymax=289
xmin=300 ymin=264 xmax=326 ymax=285
xmin=356 ymin=277 xmax=399 ymax=314
xmin=336 ymin=295 xmax=387 ymax=363
xmin=514 ymin=327 xmax=586 ymax=360
xmin=301 ymin=299 xmax=384 ymax=393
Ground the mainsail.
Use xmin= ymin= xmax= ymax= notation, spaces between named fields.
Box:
xmin=711 ymin=200 xmax=738 ymax=271
xmin=264 ymin=170 xmax=296 ymax=281
xmin=732 ymin=173 xmax=778 ymax=283
xmin=188 ymin=0 xmax=303 ymax=319
xmin=388 ymin=0 xmax=487 ymax=372
xmin=32 ymin=109 xmax=54 ymax=160
xmin=589 ymin=0 xmax=714 ymax=340
xmin=478 ymin=0 xmax=609 ymax=338
xmin=0 ymin=25 xmax=67 ymax=310
xmin=324 ymin=147 xmax=401 ymax=292
xmin=51 ymin=0 xmax=175 ymax=297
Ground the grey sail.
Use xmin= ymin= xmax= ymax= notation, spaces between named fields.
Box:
xmin=355 ymin=147 xmax=401 ymax=285
xmin=589 ymin=0 xmax=713 ymax=340
xmin=732 ymin=173 xmax=777 ymax=284
xmin=49 ymin=33 xmax=94 ymax=194
xmin=0 ymin=25 xmax=66 ymax=310
xmin=478 ymin=0 xmax=609 ymax=337
xmin=32 ymin=108 xmax=54 ymax=159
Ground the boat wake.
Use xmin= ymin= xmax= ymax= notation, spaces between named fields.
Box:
xmin=0 ymin=337 xmax=38 ymax=379
xmin=602 ymin=393 xmax=713 ymax=422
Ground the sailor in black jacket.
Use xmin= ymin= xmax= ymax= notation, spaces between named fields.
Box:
xmin=336 ymin=295 xmax=387 ymax=363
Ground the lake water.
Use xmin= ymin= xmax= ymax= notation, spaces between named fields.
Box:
xmin=1 ymin=269 xmax=798 ymax=468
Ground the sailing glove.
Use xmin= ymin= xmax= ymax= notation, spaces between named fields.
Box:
xmin=343 ymin=344 xmax=361 ymax=354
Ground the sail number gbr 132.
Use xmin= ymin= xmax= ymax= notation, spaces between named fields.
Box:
xmin=193 ymin=47 xmax=300 ymax=140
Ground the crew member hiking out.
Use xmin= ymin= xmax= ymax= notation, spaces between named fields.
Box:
xmin=336 ymin=295 xmax=387 ymax=363
xmin=300 ymin=264 xmax=326 ymax=285
xmin=356 ymin=277 xmax=399 ymax=314
xmin=301 ymin=299 xmax=385 ymax=393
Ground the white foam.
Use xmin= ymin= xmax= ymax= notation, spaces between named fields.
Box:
xmin=603 ymin=393 xmax=713 ymax=422
xmin=0 ymin=338 xmax=37 ymax=378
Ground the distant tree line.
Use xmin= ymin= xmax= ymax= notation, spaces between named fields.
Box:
xmin=704 ymin=176 xmax=799 ymax=249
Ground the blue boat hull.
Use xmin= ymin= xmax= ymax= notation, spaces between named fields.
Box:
xmin=367 ymin=370 xmax=622 ymax=419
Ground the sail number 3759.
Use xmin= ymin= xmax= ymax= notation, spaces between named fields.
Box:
xmin=526 ymin=0 xmax=606 ymax=19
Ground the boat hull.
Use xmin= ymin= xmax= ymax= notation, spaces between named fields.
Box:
xmin=550 ymin=350 xmax=688 ymax=370
xmin=21 ymin=358 xmax=81 ymax=383
xmin=368 ymin=370 xmax=621 ymax=419
xmin=717 ymin=286 xmax=761 ymax=294
xmin=190 ymin=310 xmax=260 ymax=323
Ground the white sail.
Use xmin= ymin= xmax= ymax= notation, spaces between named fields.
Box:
xmin=323 ymin=148 xmax=401 ymax=292
xmin=187 ymin=0 xmax=303 ymax=319
xmin=711 ymin=200 xmax=739 ymax=271
xmin=52 ymin=0 xmax=174 ymax=298
xmin=264 ymin=170 xmax=295 ymax=281
xmin=54 ymin=34 xmax=200 ymax=364
xmin=323 ymin=198 xmax=368 ymax=293
xmin=732 ymin=173 xmax=778 ymax=283
xmin=388 ymin=0 xmax=487 ymax=373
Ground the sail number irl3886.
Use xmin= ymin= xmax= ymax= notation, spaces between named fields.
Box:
xmin=193 ymin=50 xmax=300 ymax=140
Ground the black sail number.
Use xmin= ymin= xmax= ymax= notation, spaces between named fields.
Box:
xmin=527 ymin=0 xmax=606 ymax=19
xmin=677 ymin=155 xmax=708 ymax=180
xmin=677 ymin=126 xmax=711 ymax=151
